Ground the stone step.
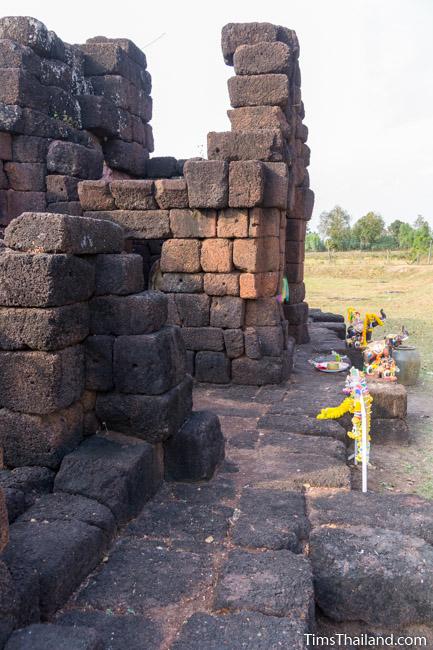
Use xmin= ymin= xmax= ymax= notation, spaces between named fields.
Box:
xmin=310 ymin=524 xmax=433 ymax=627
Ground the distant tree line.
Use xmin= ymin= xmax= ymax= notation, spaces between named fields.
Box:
xmin=306 ymin=206 xmax=432 ymax=257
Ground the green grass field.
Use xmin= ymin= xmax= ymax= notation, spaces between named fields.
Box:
xmin=304 ymin=250 xmax=433 ymax=384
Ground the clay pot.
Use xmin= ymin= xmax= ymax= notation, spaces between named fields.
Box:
xmin=393 ymin=346 xmax=421 ymax=386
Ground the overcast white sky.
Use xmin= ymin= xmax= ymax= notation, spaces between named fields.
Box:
xmin=5 ymin=0 xmax=433 ymax=227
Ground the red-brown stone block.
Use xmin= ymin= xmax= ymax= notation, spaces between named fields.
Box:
xmin=285 ymin=262 xmax=304 ymax=284
xmin=286 ymin=240 xmax=305 ymax=263
xmin=249 ymin=208 xmax=281 ymax=238
xmin=233 ymin=41 xmax=291 ymax=75
xmin=4 ymin=162 xmax=45 ymax=191
xmin=0 ymin=133 xmax=12 ymax=160
xmin=204 ymin=273 xmax=240 ymax=296
xmin=239 ymin=272 xmax=279 ymax=298
xmin=245 ymin=297 xmax=282 ymax=326
xmin=208 ymin=130 xmax=284 ymax=162
xmin=184 ymin=160 xmax=228 ymax=209
xmin=155 ymin=179 xmax=189 ymax=209
xmin=221 ymin=22 xmax=279 ymax=64
xmin=160 ymin=239 xmax=202 ymax=273
xmin=47 ymin=175 xmax=79 ymax=203
xmin=228 ymin=74 xmax=289 ymax=108
xmin=228 ymin=106 xmax=290 ymax=136
xmin=233 ymin=237 xmax=280 ymax=273
xmin=263 ymin=162 xmax=289 ymax=208
xmin=217 ymin=208 xmax=248 ymax=238
xmin=78 ymin=180 xmax=115 ymax=211
xmin=286 ymin=218 xmax=307 ymax=241
xmin=229 ymin=161 xmax=264 ymax=207
xmin=84 ymin=210 xmax=170 ymax=240
xmin=110 ymin=180 xmax=157 ymax=210
xmin=170 ymin=209 xmax=217 ymax=238
xmin=201 ymin=239 xmax=233 ymax=273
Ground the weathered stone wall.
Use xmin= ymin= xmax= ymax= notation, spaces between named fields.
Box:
xmin=0 ymin=16 xmax=155 ymax=230
xmin=0 ymin=212 xmax=224 ymax=476
xmin=78 ymin=22 xmax=313 ymax=384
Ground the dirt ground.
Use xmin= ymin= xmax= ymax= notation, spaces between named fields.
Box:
xmin=305 ymin=251 xmax=433 ymax=498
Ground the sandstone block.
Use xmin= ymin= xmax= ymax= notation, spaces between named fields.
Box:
xmin=288 ymin=281 xmax=305 ymax=304
xmin=0 ymin=303 xmax=89 ymax=351
xmin=224 ymin=329 xmax=244 ymax=358
xmin=94 ymin=253 xmax=144 ymax=295
xmin=232 ymin=356 xmax=287 ymax=385
xmin=1 ymin=488 xmax=8 ymax=552
xmin=282 ymin=301 xmax=308 ymax=326
xmin=55 ymin=432 xmax=162 ymax=525
xmin=6 ymin=190 xmax=46 ymax=220
xmin=368 ymin=380 xmax=407 ymax=419
xmin=0 ymin=68 xmax=47 ymax=111
xmin=5 ymin=212 xmax=123 ymax=254
xmin=217 ymin=208 xmax=248 ymax=238
xmin=0 ymin=252 xmax=94 ymax=307
xmin=109 ymin=180 xmax=156 ymax=210
xmin=286 ymin=218 xmax=307 ymax=241
xmin=84 ymin=335 xmax=114 ymax=392
xmin=103 ymin=140 xmax=148 ymax=176
xmin=245 ymin=326 xmax=284 ymax=359
xmin=201 ymin=238 xmax=233 ymax=273
xmin=85 ymin=36 xmax=147 ymax=68
xmin=0 ymin=16 xmax=62 ymax=57
xmin=228 ymin=74 xmax=289 ymax=108
xmin=46 ymin=175 xmax=79 ymax=203
xmin=263 ymin=162 xmax=289 ymax=208
xmin=78 ymin=94 xmax=119 ymax=138
xmin=114 ymin=327 xmax=186 ymax=395
xmin=146 ymin=156 xmax=178 ymax=178
xmin=204 ymin=273 xmax=240 ymax=296
xmin=0 ymin=345 xmax=84 ymax=414
xmin=89 ymin=291 xmax=167 ymax=335
xmin=195 ymin=351 xmax=231 ymax=384
xmin=47 ymin=201 xmax=83 ymax=216
xmin=172 ymin=293 xmax=210 ymax=327
xmin=228 ymin=106 xmax=290 ymax=136
xmin=286 ymin=240 xmax=305 ymax=263
xmin=84 ymin=209 xmax=170 ymax=240
xmin=290 ymin=186 xmax=314 ymax=220
xmin=160 ymin=273 xmax=203 ymax=293
xmin=181 ymin=327 xmax=225 ymax=352
xmin=228 ymin=161 xmax=264 ymax=207
xmin=249 ymin=207 xmax=281 ymax=238
xmin=12 ymin=135 xmax=48 ymax=163
xmin=239 ymin=272 xmax=279 ymax=298
xmin=0 ymin=132 xmax=12 ymax=160
xmin=0 ymin=402 xmax=83 ymax=468
xmin=160 ymin=239 xmax=201 ymax=273
xmin=211 ymin=296 xmax=245 ymax=328
xmin=221 ymin=22 xmax=279 ymax=64
xmin=95 ymin=376 xmax=193 ymax=443
xmin=47 ymin=141 xmax=103 ymax=179
xmin=155 ymin=179 xmax=189 ymax=209
xmin=184 ymin=160 xmax=228 ymax=209
xmin=170 ymin=209 xmax=217 ymax=238
xmin=285 ymin=262 xmax=304 ymax=283
xmin=208 ymin=130 xmax=284 ymax=162
xmin=245 ymin=297 xmax=281 ymax=326
xmin=4 ymin=162 xmax=45 ymax=191
xmin=233 ymin=237 xmax=280 ymax=273
xmin=233 ymin=41 xmax=291 ymax=75
xmin=164 ymin=411 xmax=225 ymax=480
xmin=77 ymin=180 xmax=115 ymax=210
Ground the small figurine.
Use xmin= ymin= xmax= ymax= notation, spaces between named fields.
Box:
xmin=363 ymin=326 xmax=409 ymax=382
xmin=346 ymin=307 xmax=386 ymax=349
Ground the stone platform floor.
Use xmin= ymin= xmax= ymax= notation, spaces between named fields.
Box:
xmin=7 ymin=328 xmax=433 ymax=649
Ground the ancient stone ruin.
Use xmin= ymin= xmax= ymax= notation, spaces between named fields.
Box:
xmin=1 ymin=15 xmax=429 ymax=650
xmin=0 ymin=17 xmax=312 ymax=386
